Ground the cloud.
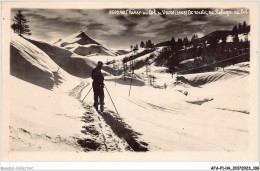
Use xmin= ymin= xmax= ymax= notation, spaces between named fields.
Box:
xmin=10 ymin=8 xmax=249 ymax=49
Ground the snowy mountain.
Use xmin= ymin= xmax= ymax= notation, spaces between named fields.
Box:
xmin=8 ymin=33 xmax=250 ymax=153
xmin=24 ymin=36 xmax=112 ymax=78
xmin=55 ymin=31 xmax=117 ymax=56
xmin=55 ymin=31 xmax=100 ymax=47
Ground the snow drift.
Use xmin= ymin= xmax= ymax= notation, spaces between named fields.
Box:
xmin=10 ymin=34 xmax=72 ymax=89
xmin=25 ymin=36 xmax=109 ymax=78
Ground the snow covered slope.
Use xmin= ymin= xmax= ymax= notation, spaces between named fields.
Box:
xmin=8 ymin=75 xmax=131 ymax=152
xmin=79 ymin=69 xmax=249 ymax=151
xmin=55 ymin=31 xmax=100 ymax=47
xmin=87 ymin=47 xmax=159 ymax=66
xmin=8 ymin=34 xmax=126 ymax=151
xmin=25 ymin=36 xmax=111 ymax=78
xmin=55 ymin=31 xmax=116 ymax=56
xmin=73 ymin=44 xmax=116 ymax=56
xmin=134 ymin=61 xmax=250 ymax=114
xmin=8 ymin=57 xmax=250 ymax=153
xmin=10 ymin=34 xmax=73 ymax=90
xmin=113 ymin=49 xmax=129 ymax=55
xmin=181 ymin=63 xmax=250 ymax=114
xmin=9 ymin=76 xmax=85 ymax=151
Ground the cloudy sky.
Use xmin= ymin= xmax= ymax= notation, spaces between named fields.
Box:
xmin=11 ymin=8 xmax=249 ymax=50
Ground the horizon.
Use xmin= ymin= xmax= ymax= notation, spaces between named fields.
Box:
xmin=11 ymin=8 xmax=249 ymax=50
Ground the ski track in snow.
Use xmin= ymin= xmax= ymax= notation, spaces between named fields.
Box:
xmin=69 ymin=81 xmax=132 ymax=152
xmin=83 ymin=103 xmax=148 ymax=151
xmin=69 ymin=81 xmax=148 ymax=152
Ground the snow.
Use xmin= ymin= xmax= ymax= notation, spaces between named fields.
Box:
xmin=131 ymin=47 xmax=162 ymax=63
xmin=9 ymin=74 xmax=130 ymax=152
xmin=54 ymin=31 xmax=116 ymax=56
xmin=226 ymin=35 xmax=234 ymax=42
xmin=86 ymin=48 xmax=154 ymax=67
xmin=9 ymin=76 xmax=86 ymax=151
xmin=180 ymin=58 xmax=196 ymax=65
xmin=8 ymin=33 xmax=250 ymax=153
xmin=238 ymin=33 xmax=250 ymax=42
xmin=135 ymin=62 xmax=250 ymax=114
xmin=226 ymin=34 xmax=250 ymax=43
xmin=55 ymin=31 xmax=83 ymax=47
xmin=11 ymin=34 xmax=59 ymax=74
xmin=111 ymin=49 xmax=130 ymax=55
xmin=9 ymin=62 xmax=249 ymax=152
xmin=12 ymin=34 xmax=88 ymax=86
xmin=184 ymin=63 xmax=250 ymax=114
xmin=60 ymin=43 xmax=80 ymax=51
xmin=98 ymin=70 xmax=249 ymax=151
xmin=86 ymin=47 xmax=162 ymax=69
xmin=73 ymin=44 xmax=116 ymax=56
xmin=104 ymin=62 xmax=249 ymax=151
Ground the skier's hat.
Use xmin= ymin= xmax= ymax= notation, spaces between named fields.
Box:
xmin=98 ymin=61 xmax=103 ymax=66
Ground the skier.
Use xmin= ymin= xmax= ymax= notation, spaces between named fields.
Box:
xmin=92 ymin=61 xmax=105 ymax=112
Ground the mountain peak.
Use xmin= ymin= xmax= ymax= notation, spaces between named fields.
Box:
xmin=57 ymin=30 xmax=100 ymax=47
xmin=75 ymin=31 xmax=100 ymax=45
xmin=77 ymin=30 xmax=85 ymax=35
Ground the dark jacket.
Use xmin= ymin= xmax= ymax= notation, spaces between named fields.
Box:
xmin=92 ymin=67 xmax=104 ymax=88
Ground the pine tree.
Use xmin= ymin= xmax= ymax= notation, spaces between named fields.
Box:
xmin=140 ymin=41 xmax=145 ymax=48
xmin=151 ymin=43 xmax=155 ymax=50
xmin=11 ymin=10 xmax=31 ymax=36
xmin=170 ymin=37 xmax=176 ymax=51
xmin=146 ymin=40 xmax=152 ymax=49
xmin=183 ymin=37 xmax=189 ymax=46
xmin=147 ymin=40 xmax=152 ymax=48
xmin=232 ymin=24 xmax=239 ymax=43
xmin=243 ymin=21 xmax=247 ymax=28
xmin=170 ymin=37 xmax=175 ymax=45
xmin=133 ymin=44 xmax=138 ymax=52
xmin=11 ymin=23 xmax=18 ymax=33
xmin=177 ymin=38 xmax=183 ymax=50
xmin=232 ymin=25 xmax=238 ymax=36
xmin=243 ymin=21 xmax=248 ymax=33
xmin=191 ymin=34 xmax=198 ymax=43
xmin=238 ymin=23 xmax=243 ymax=34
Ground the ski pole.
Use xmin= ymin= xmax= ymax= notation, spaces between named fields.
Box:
xmin=104 ymin=84 xmax=119 ymax=115
xmin=82 ymin=86 xmax=93 ymax=102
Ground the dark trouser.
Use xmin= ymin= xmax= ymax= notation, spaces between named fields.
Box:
xmin=93 ymin=85 xmax=104 ymax=109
